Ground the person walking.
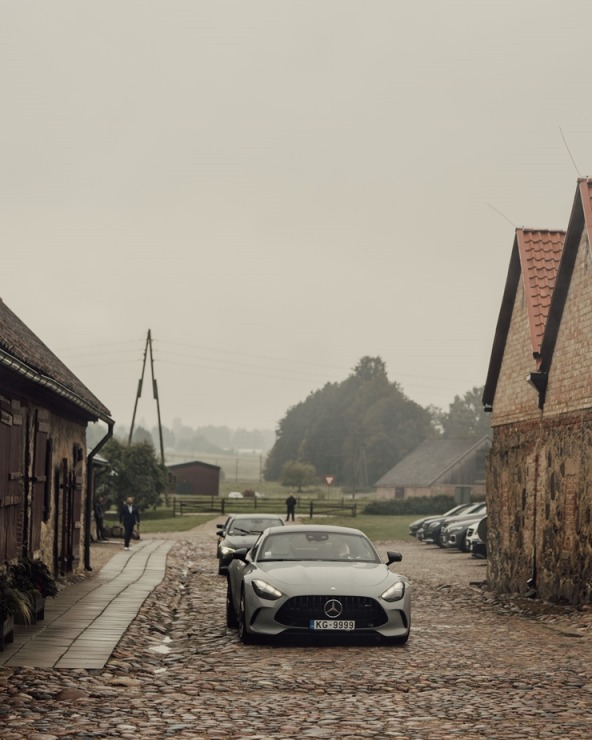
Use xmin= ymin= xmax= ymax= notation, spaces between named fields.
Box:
xmin=93 ymin=496 xmax=108 ymax=541
xmin=285 ymin=493 xmax=297 ymax=522
xmin=119 ymin=496 xmax=140 ymax=550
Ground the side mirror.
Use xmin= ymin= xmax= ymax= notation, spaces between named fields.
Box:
xmin=232 ymin=548 xmax=249 ymax=562
xmin=386 ymin=551 xmax=402 ymax=565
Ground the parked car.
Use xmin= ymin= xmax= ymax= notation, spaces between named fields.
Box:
xmin=466 ymin=516 xmax=487 ymax=558
xmin=420 ymin=503 xmax=487 ymax=546
xmin=226 ymin=524 xmax=411 ymax=645
xmin=227 ymin=491 xmax=243 ymax=499
xmin=216 ymin=514 xmax=285 ymax=575
xmin=408 ymin=504 xmax=475 ymax=538
xmin=440 ymin=516 xmax=482 ymax=551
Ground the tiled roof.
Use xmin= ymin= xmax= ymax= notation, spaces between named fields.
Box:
xmin=516 ymin=229 xmax=564 ymax=357
xmin=375 ymin=437 xmax=490 ymax=487
xmin=483 ymin=228 xmax=565 ymax=409
xmin=0 ymin=298 xmax=111 ymax=420
xmin=539 ymin=178 xmax=592 ymax=376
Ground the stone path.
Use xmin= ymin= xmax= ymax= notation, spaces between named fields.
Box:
xmin=1 ymin=520 xmax=591 ymax=739
xmin=0 ymin=540 xmax=173 ymax=669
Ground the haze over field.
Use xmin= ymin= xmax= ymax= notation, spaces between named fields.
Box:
xmin=3 ymin=1 xmax=592 ymax=431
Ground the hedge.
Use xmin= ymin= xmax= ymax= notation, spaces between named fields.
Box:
xmin=363 ymin=495 xmax=458 ymax=516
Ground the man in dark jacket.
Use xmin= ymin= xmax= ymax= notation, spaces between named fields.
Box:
xmin=119 ymin=496 xmax=140 ymax=550
xmin=285 ymin=493 xmax=297 ymax=522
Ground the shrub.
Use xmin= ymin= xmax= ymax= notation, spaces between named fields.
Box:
xmin=0 ymin=572 xmax=33 ymax=623
xmin=363 ymin=495 xmax=457 ymax=516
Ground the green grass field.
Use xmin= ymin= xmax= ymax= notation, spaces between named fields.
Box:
xmin=104 ymin=508 xmax=417 ymax=540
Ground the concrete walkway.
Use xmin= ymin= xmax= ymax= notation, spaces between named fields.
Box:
xmin=0 ymin=539 xmax=173 ymax=670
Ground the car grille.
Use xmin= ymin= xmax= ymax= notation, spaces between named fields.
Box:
xmin=275 ymin=595 xmax=388 ymax=629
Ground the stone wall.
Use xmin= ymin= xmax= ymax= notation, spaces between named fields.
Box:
xmin=487 ymin=412 xmax=592 ymax=604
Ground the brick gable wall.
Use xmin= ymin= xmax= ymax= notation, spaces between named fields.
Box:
xmin=490 ymin=281 xmax=542 ymax=426
xmin=544 ymin=228 xmax=592 ymax=415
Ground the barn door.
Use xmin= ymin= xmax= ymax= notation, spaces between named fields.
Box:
xmin=58 ymin=446 xmax=83 ymax=574
xmin=28 ymin=410 xmax=50 ymax=555
xmin=0 ymin=398 xmax=24 ymax=562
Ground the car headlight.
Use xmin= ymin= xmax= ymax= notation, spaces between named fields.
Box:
xmin=428 ymin=520 xmax=441 ymax=528
xmin=381 ymin=580 xmax=405 ymax=602
xmin=252 ymin=579 xmax=283 ymax=600
xmin=220 ymin=545 xmax=235 ymax=556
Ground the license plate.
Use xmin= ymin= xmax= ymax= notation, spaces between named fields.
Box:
xmin=310 ymin=619 xmax=355 ymax=631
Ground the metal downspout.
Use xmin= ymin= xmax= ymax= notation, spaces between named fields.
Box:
xmin=84 ymin=420 xmax=114 ymax=571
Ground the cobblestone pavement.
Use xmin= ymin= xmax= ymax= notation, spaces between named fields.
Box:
xmin=1 ymin=520 xmax=591 ymax=739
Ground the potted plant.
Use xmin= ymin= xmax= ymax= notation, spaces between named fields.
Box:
xmin=0 ymin=571 xmax=32 ymax=649
xmin=6 ymin=557 xmax=58 ymax=624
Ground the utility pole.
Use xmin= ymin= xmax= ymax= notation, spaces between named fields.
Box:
xmin=128 ymin=330 xmax=165 ymax=465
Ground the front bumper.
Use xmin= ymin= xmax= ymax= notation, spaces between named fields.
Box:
xmin=244 ymin=590 xmax=411 ymax=640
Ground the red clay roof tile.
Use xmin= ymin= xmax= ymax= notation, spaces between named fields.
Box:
xmin=516 ymin=228 xmax=565 ymax=356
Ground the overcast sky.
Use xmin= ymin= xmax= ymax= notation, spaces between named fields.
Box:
xmin=1 ymin=1 xmax=590 ymax=432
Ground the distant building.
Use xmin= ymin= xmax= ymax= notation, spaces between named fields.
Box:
xmin=374 ymin=437 xmax=490 ymax=501
xmin=167 ymin=460 xmax=221 ymax=496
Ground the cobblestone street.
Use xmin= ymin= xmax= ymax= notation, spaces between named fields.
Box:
xmin=1 ymin=521 xmax=591 ymax=739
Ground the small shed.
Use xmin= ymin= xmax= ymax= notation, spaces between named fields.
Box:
xmin=374 ymin=437 xmax=490 ymax=501
xmin=167 ymin=460 xmax=221 ymax=496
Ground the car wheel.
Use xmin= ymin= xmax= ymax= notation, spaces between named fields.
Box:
xmin=226 ymin=581 xmax=238 ymax=628
xmin=238 ymin=589 xmax=255 ymax=644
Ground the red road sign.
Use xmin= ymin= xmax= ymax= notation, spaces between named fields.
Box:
xmin=324 ymin=475 xmax=335 ymax=486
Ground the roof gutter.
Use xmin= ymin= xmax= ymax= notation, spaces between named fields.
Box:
xmin=0 ymin=347 xmax=112 ymax=424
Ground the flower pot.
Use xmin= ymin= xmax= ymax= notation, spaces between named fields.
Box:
xmin=15 ymin=592 xmax=45 ymax=625
xmin=1 ymin=615 xmax=14 ymax=651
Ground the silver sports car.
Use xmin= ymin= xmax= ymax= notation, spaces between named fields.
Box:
xmin=226 ymin=524 xmax=411 ymax=645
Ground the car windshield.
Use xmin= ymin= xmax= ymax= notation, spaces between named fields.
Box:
xmin=227 ymin=518 xmax=283 ymax=535
xmin=257 ymin=531 xmax=380 ymax=563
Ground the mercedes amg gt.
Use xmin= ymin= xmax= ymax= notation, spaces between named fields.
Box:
xmin=226 ymin=524 xmax=411 ymax=645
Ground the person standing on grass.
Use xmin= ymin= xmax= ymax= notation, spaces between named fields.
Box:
xmin=119 ymin=496 xmax=140 ymax=550
xmin=285 ymin=493 xmax=297 ymax=522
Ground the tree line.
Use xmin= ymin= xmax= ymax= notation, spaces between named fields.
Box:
xmin=264 ymin=356 xmax=490 ymax=491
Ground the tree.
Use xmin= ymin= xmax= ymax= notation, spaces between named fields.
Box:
xmin=280 ymin=461 xmax=318 ymax=491
xmin=264 ymin=356 xmax=433 ymax=488
xmin=102 ymin=438 xmax=171 ymax=511
xmin=438 ymin=386 xmax=492 ymax=440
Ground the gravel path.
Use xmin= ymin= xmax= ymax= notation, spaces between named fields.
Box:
xmin=1 ymin=520 xmax=591 ymax=739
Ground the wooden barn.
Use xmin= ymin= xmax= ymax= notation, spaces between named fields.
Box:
xmin=0 ymin=298 xmax=113 ymax=577
xmin=167 ymin=460 xmax=221 ymax=496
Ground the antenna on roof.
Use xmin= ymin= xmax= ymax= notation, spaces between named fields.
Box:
xmin=486 ymin=202 xmax=516 ymax=227
xmin=559 ymin=127 xmax=581 ymax=176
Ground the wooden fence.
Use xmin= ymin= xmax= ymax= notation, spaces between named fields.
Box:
xmin=172 ymin=496 xmax=357 ymax=518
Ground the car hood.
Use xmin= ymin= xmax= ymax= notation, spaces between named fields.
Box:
xmin=223 ymin=534 xmax=260 ymax=548
xmin=258 ymin=561 xmax=398 ymax=590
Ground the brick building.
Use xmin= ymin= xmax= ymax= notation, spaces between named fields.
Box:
xmin=0 ymin=299 xmax=113 ymax=577
xmin=484 ymin=178 xmax=592 ymax=604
